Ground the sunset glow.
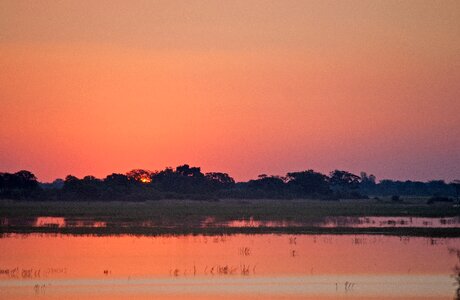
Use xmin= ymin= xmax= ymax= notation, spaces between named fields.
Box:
xmin=0 ymin=1 xmax=459 ymax=182
xmin=140 ymin=177 xmax=152 ymax=184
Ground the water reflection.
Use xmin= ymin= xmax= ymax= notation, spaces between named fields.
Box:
xmin=0 ymin=234 xmax=459 ymax=299
xmin=1 ymin=216 xmax=107 ymax=229
xmin=224 ymin=216 xmax=460 ymax=228
xmin=322 ymin=216 xmax=460 ymax=228
xmin=2 ymin=215 xmax=459 ymax=231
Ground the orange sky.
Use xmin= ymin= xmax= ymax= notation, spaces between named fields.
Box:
xmin=1 ymin=0 xmax=459 ymax=182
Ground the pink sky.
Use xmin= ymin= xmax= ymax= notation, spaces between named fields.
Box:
xmin=1 ymin=1 xmax=459 ymax=182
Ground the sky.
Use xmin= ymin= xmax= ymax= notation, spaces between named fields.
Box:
xmin=0 ymin=0 xmax=459 ymax=182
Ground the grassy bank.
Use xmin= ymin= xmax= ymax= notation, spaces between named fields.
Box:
xmin=1 ymin=199 xmax=459 ymax=237
xmin=1 ymin=198 xmax=458 ymax=219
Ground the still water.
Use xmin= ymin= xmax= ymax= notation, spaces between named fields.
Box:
xmin=0 ymin=234 xmax=459 ymax=299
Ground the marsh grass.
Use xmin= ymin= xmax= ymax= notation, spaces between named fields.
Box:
xmin=1 ymin=198 xmax=458 ymax=236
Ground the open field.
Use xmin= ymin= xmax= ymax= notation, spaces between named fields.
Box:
xmin=1 ymin=199 xmax=459 ymax=236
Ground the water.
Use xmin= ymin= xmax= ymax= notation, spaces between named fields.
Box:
xmin=224 ymin=216 xmax=460 ymax=228
xmin=0 ymin=234 xmax=459 ymax=299
xmin=3 ymin=215 xmax=460 ymax=230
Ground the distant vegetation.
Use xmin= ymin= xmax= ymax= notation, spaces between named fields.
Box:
xmin=0 ymin=165 xmax=459 ymax=202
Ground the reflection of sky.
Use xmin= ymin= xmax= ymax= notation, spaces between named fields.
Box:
xmin=1 ymin=234 xmax=458 ymax=298
xmin=0 ymin=275 xmax=454 ymax=299
xmin=0 ymin=234 xmax=458 ymax=276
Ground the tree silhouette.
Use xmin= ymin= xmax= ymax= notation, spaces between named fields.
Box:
xmin=0 ymin=166 xmax=457 ymax=201
xmin=286 ymin=170 xmax=330 ymax=196
xmin=248 ymin=175 xmax=285 ymax=191
xmin=452 ymin=180 xmax=460 ymax=205
xmin=176 ymin=164 xmax=204 ymax=177
xmin=104 ymin=173 xmax=130 ymax=186
xmin=330 ymin=170 xmax=360 ymax=190
xmin=126 ymin=169 xmax=154 ymax=183
xmin=0 ymin=170 xmax=40 ymax=199
xmin=205 ymin=172 xmax=235 ymax=189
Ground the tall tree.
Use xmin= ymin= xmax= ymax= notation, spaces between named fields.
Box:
xmin=330 ymin=170 xmax=361 ymax=190
xmin=286 ymin=170 xmax=330 ymax=195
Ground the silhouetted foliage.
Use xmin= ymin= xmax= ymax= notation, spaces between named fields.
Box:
xmin=205 ymin=172 xmax=235 ymax=190
xmin=360 ymin=178 xmax=455 ymax=197
xmin=126 ymin=169 xmax=154 ymax=183
xmin=0 ymin=170 xmax=41 ymax=199
xmin=62 ymin=175 xmax=102 ymax=200
xmin=451 ymin=180 xmax=460 ymax=204
xmin=0 ymin=166 xmax=457 ymax=201
xmin=104 ymin=173 xmax=130 ymax=187
xmin=248 ymin=175 xmax=285 ymax=190
xmin=330 ymin=170 xmax=360 ymax=189
xmin=328 ymin=170 xmax=365 ymax=198
xmin=286 ymin=170 xmax=331 ymax=196
xmin=245 ymin=175 xmax=287 ymax=198
xmin=150 ymin=165 xmax=208 ymax=194
xmin=40 ymin=178 xmax=64 ymax=190
xmin=175 ymin=164 xmax=203 ymax=178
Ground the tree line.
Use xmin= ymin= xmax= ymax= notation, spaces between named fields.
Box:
xmin=0 ymin=165 xmax=459 ymax=202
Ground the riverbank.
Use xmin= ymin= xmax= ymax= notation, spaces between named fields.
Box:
xmin=1 ymin=199 xmax=459 ymax=237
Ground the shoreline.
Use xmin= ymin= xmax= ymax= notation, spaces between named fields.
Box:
xmin=2 ymin=199 xmax=459 ymax=237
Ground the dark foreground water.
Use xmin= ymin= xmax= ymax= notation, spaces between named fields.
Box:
xmin=0 ymin=234 xmax=459 ymax=299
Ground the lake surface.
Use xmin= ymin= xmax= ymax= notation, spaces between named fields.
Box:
xmin=1 ymin=233 xmax=459 ymax=299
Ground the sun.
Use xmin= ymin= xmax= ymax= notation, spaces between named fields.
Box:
xmin=140 ymin=177 xmax=151 ymax=183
